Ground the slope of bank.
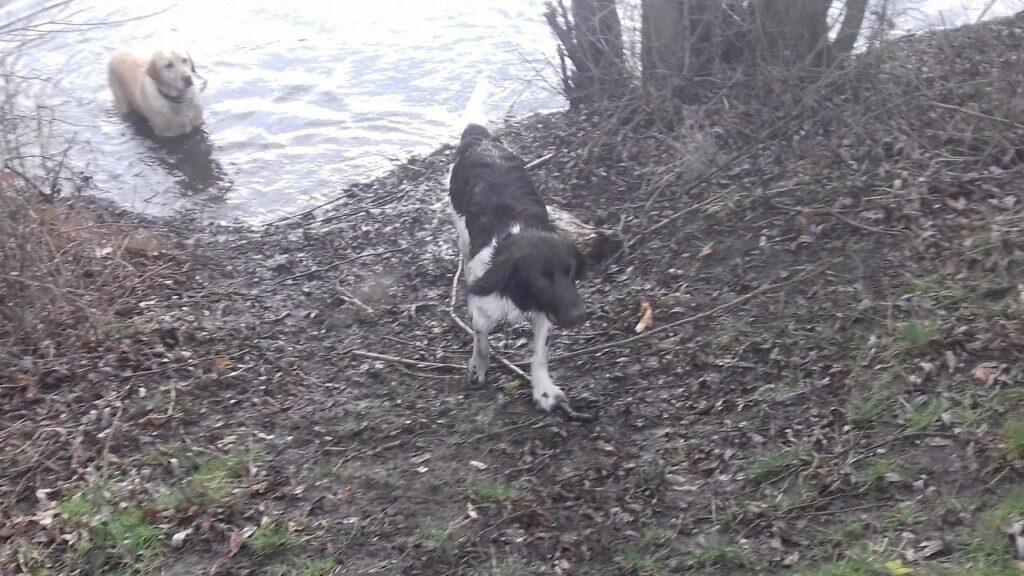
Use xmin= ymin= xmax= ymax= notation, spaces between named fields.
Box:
xmin=2 ymin=14 xmax=1024 ymax=576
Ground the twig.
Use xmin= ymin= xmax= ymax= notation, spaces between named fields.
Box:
xmin=462 ymin=417 xmax=544 ymax=444
xmin=825 ymin=208 xmax=903 ymax=235
xmin=100 ymin=403 xmax=124 ymax=474
xmin=338 ymin=287 xmax=374 ymax=314
xmin=271 ymin=244 xmax=410 ymax=285
xmin=447 ymin=263 xmax=530 ymax=381
xmin=525 ymin=152 xmax=555 ymax=170
xmin=929 ymin=99 xmax=1024 ymax=129
xmin=311 ymin=192 xmax=405 ymax=226
xmin=771 ymin=200 xmax=903 ymax=235
xmin=447 ymin=265 xmax=594 ymax=421
xmin=552 ymin=266 xmax=821 ymax=362
xmin=350 ymin=350 xmax=463 ymax=371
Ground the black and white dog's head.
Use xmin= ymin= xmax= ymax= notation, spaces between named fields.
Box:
xmin=471 ymin=229 xmax=586 ymax=328
xmin=450 ymin=123 xmax=587 ymax=329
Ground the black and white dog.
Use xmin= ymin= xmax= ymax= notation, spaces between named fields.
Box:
xmin=448 ymin=124 xmax=586 ymax=412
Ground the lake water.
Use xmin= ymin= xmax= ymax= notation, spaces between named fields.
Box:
xmin=1 ymin=0 xmax=1020 ymax=223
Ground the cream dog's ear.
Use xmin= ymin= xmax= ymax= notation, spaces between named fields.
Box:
xmin=146 ymin=57 xmax=160 ymax=82
xmin=186 ymin=51 xmax=196 ymax=73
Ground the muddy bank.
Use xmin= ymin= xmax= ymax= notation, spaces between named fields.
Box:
xmin=3 ymin=15 xmax=1024 ymax=576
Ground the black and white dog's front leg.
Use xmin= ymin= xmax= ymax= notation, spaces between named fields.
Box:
xmin=530 ymin=314 xmax=565 ymax=411
xmin=467 ymin=297 xmax=492 ymax=388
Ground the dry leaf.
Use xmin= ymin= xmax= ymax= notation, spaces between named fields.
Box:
xmin=634 ymin=298 xmax=654 ymax=334
xmin=213 ymin=356 xmax=232 ymax=370
xmin=229 ymin=524 xmax=258 ymax=556
xmin=663 ymin=474 xmax=689 ymax=490
xmin=610 ymin=442 xmax=631 ymax=459
xmin=228 ymin=531 xmax=244 ymax=556
xmin=945 ymin=196 xmax=968 ymax=212
xmin=171 ymin=528 xmax=191 ymax=549
xmin=798 ymin=209 xmax=823 ymax=226
xmin=972 ymin=364 xmax=999 ymax=384
xmin=885 ymin=559 xmax=913 ymax=575
xmin=14 ymin=372 xmax=36 ymax=396
xmin=698 ymin=242 xmax=715 ymax=262
xmin=137 ymin=413 xmax=169 ymax=428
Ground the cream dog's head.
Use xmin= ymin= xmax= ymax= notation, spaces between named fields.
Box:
xmin=146 ymin=49 xmax=196 ymax=98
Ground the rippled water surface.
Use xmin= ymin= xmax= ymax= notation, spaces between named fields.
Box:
xmin=2 ymin=0 xmax=1019 ymax=222
xmin=4 ymin=0 xmax=564 ymax=222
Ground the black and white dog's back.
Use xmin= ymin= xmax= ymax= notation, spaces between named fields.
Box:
xmin=449 ymin=124 xmax=585 ymax=411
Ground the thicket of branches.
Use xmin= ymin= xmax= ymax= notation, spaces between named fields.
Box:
xmin=0 ymin=10 xmax=167 ymax=393
xmin=547 ymin=0 xmax=882 ymax=107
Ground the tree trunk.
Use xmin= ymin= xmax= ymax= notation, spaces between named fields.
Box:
xmin=752 ymin=0 xmax=831 ymax=68
xmin=641 ymin=0 xmax=684 ymax=90
xmin=642 ymin=0 xmax=725 ymax=93
xmin=546 ymin=0 xmax=627 ymax=107
xmin=831 ymin=0 xmax=869 ymax=58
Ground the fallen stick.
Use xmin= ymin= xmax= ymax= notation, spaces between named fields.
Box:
xmin=447 ymin=263 xmax=594 ymax=421
xmin=551 ymin=266 xmax=822 ymax=362
xmin=524 ymin=152 xmax=555 ymax=170
xmin=350 ymin=350 xmax=463 ymax=370
xmin=271 ymin=244 xmax=410 ymax=286
xmin=448 ymin=261 xmax=529 ymax=381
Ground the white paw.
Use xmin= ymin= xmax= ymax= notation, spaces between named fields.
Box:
xmin=531 ymin=374 xmax=566 ymax=412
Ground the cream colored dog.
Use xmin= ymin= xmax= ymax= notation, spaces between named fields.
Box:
xmin=107 ymin=49 xmax=203 ymax=137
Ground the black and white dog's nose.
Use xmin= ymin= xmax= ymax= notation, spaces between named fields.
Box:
xmin=561 ymin=305 xmax=586 ymax=329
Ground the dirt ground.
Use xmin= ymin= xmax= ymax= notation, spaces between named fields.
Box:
xmin=3 ymin=15 xmax=1024 ymax=576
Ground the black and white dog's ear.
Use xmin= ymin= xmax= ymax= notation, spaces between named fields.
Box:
xmin=573 ymin=244 xmax=587 ymax=281
xmin=468 ymin=260 xmax=514 ymax=298
xmin=186 ymin=52 xmax=196 ymax=73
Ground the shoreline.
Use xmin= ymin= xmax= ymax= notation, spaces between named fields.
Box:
xmin=3 ymin=15 xmax=1024 ymax=575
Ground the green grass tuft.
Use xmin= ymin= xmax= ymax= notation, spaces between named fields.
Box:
xmin=455 ymin=421 xmax=489 ymax=440
xmin=998 ymin=417 xmax=1024 ymax=460
xmin=901 ymin=399 xmax=947 ymax=434
xmin=789 ymin=556 xmax=877 ymax=576
xmin=676 ymin=546 xmax=745 ymax=570
xmin=619 ymin=548 xmax=665 ymax=575
xmin=746 ymin=448 xmax=812 ymax=482
xmin=191 ymin=449 xmax=252 ymax=501
xmin=637 ymin=527 xmax=674 ymax=549
xmin=246 ymin=521 xmax=301 ymax=558
xmin=471 ymin=480 xmax=519 ymax=505
xmin=883 ymin=502 xmax=927 ymax=528
xmin=982 ymin=489 xmax=1024 ymax=531
xmin=264 ymin=557 xmax=337 ymax=576
xmin=850 ymin=386 xmax=896 ymax=429
xmin=892 ymin=321 xmax=940 ymax=356
xmin=856 ymin=458 xmax=898 ymax=491
xmin=58 ymin=490 xmax=99 ymax=521
xmin=417 ymin=525 xmax=458 ymax=556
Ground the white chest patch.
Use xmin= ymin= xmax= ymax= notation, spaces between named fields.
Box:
xmin=468 ymin=292 xmax=531 ymax=329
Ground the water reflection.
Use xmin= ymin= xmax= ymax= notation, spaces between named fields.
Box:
xmin=118 ymin=112 xmax=230 ymax=201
